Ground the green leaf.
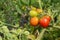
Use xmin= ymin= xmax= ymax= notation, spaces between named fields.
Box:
xmin=20 ymin=0 xmax=30 ymax=6
xmin=21 ymin=34 xmax=28 ymax=40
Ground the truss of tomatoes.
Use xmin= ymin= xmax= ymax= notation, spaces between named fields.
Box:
xmin=29 ymin=10 xmax=51 ymax=28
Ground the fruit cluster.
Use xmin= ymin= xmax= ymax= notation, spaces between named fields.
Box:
xmin=29 ymin=6 xmax=51 ymax=28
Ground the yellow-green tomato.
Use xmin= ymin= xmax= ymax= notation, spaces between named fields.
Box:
xmin=29 ymin=10 xmax=38 ymax=17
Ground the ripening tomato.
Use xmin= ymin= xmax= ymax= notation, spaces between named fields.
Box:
xmin=39 ymin=16 xmax=51 ymax=28
xmin=36 ymin=9 xmax=43 ymax=13
xmin=29 ymin=10 xmax=38 ymax=17
xmin=30 ymin=17 xmax=39 ymax=26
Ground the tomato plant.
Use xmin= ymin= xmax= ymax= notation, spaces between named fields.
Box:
xmin=0 ymin=0 xmax=60 ymax=40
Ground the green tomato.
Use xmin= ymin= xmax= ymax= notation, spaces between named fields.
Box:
xmin=29 ymin=10 xmax=38 ymax=17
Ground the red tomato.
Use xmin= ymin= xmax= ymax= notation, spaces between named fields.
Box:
xmin=30 ymin=17 xmax=39 ymax=26
xmin=39 ymin=16 xmax=51 ymax=28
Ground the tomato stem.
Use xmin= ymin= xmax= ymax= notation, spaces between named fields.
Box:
xmin=53 ymin=26 xmax=60 ymax=29
xmin=35 ymin=28 xmax=46 ymax=40
xmin=0 ymin=21 xmax=15 ymax=27
xmin=38 ymin=0 xmax=42 ymax=9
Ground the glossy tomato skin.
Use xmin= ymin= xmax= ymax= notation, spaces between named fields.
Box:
xmin=43 ymin=16 xmax=51 ymax=21
xmin=30 ymin=17 xmax=39 ymax=26
xmin=39 ymin=16 xmax=51 ymax=28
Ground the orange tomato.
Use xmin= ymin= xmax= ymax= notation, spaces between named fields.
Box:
xmin=30 ymin=17 xmax=39 ymax=26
